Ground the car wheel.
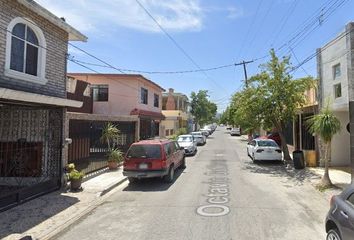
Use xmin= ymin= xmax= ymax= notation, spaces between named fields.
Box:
xmin=193 ymin=148 xmax=197 ymax=156
xmin=164 ymin=166 xmax=175 ymax=183
xmin=128 ymin=177 xmax=137 ymax=184
xmin=252 ymin=153 xmax=257 ymax=163
xmin=180 ymin=157 xmax=186 ymax=169
xmin=327 ymin=229 xmax=341 ymax=240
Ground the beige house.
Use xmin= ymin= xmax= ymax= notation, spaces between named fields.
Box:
xmin=161 ymin=88 xmax=191 ymax=137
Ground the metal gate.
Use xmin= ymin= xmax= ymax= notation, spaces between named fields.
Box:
xmin=68 ymin=120 xmax=135 ymax=174
xmin=0 ymin=105 xmax=63 ymax=211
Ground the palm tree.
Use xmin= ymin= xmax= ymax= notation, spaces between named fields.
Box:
xmin=100 ymin=122 xmax=120 ymax=151
xmin=307 ymin=102 xmax=341 ymax=187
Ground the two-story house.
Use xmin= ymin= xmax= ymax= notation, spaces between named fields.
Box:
xmin=68 ymin=73 xmax=165 ymax=141
xmin=317 ymin=22 xmax=354 ymax=167
xmin=0 ymin=0 xmax=86 ymax=210
xmin=161 ymin=88 xmax=192 ymax=136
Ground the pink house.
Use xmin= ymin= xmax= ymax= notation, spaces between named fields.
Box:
xmin=68 ymin=73 xmax=165 ymax=140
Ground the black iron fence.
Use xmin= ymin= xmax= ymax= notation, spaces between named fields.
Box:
xmin=0 ymin=105 xmax=62 ymax=211
xmin=68 ymin=120 xmax=135 ymax=174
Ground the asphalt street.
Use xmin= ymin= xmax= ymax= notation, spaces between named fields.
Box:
xmin=56 ymin=127 xmax=329 ymax=240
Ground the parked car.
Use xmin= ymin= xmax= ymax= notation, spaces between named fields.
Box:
xmin=123 ymin=139 xmax=185 ymax=183
xmin=325 ymin=184 xmax=354 ymax=240
xmin=201 ymin=125 xmax=213 ymax=135
xmin=200 ymin=130 xmax=210 ymax=137
xmin=230 ymin=128 xmax=241 ymax=136
xmin=266 ymin=132 xmax=282 ymax=147
xmin=191 ymin=131 xmax=206 ymax=145
xmin=177 ymin=135 xmax=197 ymax=156
xmin=226 ymin=126 xmax=232 ymax=130
xmin=247 ymin=139 xmax=282 ymax=162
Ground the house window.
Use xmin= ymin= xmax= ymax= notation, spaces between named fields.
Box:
xmin=154 ymin=94 xmax=159 ymax=107
xmin=334 ymin=83 xmax=342 ymax=98
xmin=333 ymin=64 xmax=341 ymax=79
xmin=141 ymin=88 xmax=148 ymax=104
xmin=5 ymin=17 xmax=47 ymax=84
xmin=92 ymin=85 xmax=108 ymax=101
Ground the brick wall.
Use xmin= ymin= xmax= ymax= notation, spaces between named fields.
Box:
xmin=0 ymin=0 xmax=69 ymax=98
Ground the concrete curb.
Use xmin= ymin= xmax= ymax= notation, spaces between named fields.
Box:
xmin=99 ymin=177 xmax=128 ymax=197
xmin=39 ymin=177 xmax=128 ymax=240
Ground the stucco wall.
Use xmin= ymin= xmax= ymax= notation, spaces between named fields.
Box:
xmin=0 ymin=0 xmax=69 ymax=98
xmin=320 ymin=29 xmax=349 ymax=110
xmin=331 ymin=111 xmax=350 ymax=166
xmin=69 ymin=74 xmax=163 ymax=116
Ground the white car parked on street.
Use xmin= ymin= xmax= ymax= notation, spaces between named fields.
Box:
xmin=177 ymin=135 xmax=197 ymax=156
xmin=247 ymin=139 xmax=282 ymax=162
xmin=191 ymin=132 xmax=206 ymax=145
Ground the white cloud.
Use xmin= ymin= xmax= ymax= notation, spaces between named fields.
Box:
xmin=35 ymin=0 xmax=203 ymax=33
xmin=226 ymin=7 xmax=244 ymax=19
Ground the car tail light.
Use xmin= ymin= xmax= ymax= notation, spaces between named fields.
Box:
xmin=275 ymin=149 xmax=282 ymax=153
xmin=161 ymin=159 xmax=167 ymax=168
xmin=256 ymin=149 xmax=264 ymax=153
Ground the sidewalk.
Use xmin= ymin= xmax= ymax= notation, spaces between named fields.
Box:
xmin=0 ymin=168 xmax=127 ymax=240
xmin=307 ymin=167 xmax=352 ymax=189
xmin=240 ymin=134 xmax=352 ymax=190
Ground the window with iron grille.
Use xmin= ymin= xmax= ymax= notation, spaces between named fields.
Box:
xmin=141 ymin=88 xmax=148 ymax=104
xmin=154 ymin=94 xmax=159 ymax=107
xmin=92 ymin=85 xmax=108 ymax=101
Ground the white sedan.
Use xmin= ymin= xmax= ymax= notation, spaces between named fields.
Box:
xmin=247 ymin=139 xmax=282 ymax=162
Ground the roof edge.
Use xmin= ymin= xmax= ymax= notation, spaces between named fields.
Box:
xmin=17 ymin=0 xmax=87 ymax=42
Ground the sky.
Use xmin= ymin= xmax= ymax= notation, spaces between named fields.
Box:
xmin=36 ymin=0 xmax=354 ymax=112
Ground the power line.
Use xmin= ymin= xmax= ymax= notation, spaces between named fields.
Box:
xmin=270 ymin=0 xmax=299 ymax=47
xmin=68 ymin=57 xmax=252 ymax=75
xmin=245 ymin=0 xmax=275 ymax=59
xmin=134 ymin=0 xmax=228 ymax=92
xmin=289 ymin=27 xmax=354 ymax=73
xmin=235 ymin=0 xmax=264 ymax=61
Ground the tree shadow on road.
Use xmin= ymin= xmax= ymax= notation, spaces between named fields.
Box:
xmin=243 ymin=160 xmax=321 ymax=187
xmin=122 ymin=168 xmax=185 ymax=192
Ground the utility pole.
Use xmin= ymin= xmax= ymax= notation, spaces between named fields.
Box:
xmin=241 ymin=60 xmax=253 ymax=87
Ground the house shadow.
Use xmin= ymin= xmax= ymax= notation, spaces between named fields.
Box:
xmin=122 ymin=168 xmax=185 ymax=192
xmin=243 ymin=160 xmax=322 ymax=187
xmin=0 ymin=191 xmax=79 ymax=239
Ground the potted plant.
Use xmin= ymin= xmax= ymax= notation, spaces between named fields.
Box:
xmin=107 ymin=148 xmax=124 ymax=170
xmin=66 ymin=163 xmax=84 ymax=191
xmin=100 ymin=123 xmax=121 ymax=170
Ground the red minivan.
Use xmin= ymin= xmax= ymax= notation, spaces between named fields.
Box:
xmin=123 ymin=139 xmax=185 ymax=183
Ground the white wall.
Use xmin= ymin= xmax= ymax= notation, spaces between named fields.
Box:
xmin=320 ymin=30 xmax=349 ymax=110
xmin=331 ymin=111 xmax=350 ymax=166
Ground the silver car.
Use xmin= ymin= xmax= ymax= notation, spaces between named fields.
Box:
xmin=191 ymin=132 xmax=206 ymax=145
xmin=325 ymin=183 xmax=354 ymax=240
xmin=177 ymin=135 xmax=197 ymax=156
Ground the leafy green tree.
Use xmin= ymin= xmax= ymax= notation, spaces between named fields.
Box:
xmin=248 ymin=50 xmax=314 ymax=163
xmin=190 ymin=90 xmax=217 ymax=127
xmin=307 ymin=101 xmax=341 ymax=187
xmin=230 ymin=86 xmax=265 ymax=134
xmin=219 ymin=107 xmax=230 ymax=125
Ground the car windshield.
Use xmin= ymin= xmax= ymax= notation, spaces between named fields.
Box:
xmin=126 ymin=144 xmax=162 ymax=159
xmin=258 ymin=141 xmax=278 ymax=147
xmin=178 ymin=136 xmax=193 ymax=142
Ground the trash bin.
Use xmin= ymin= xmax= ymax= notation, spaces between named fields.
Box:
xmin=293 ymin=150 xmax=305 ymax=169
